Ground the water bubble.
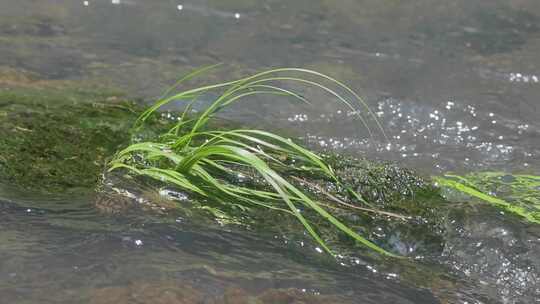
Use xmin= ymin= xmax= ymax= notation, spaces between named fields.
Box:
xmin=366 ymin=265 xmax=378 ymax=273
xmin=386 ymin=273 xmax=398 ymax=279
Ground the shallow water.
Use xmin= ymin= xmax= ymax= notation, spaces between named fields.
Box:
xmin=1 ymin=0 xmax=540 ymax=303
xmin=0 ymin=185 xmax=440 ymax=304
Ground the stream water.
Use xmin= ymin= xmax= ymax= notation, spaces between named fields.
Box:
xmin=1 ymin=1 xmax=539 ymax=303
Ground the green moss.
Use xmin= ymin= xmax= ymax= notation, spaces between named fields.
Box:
xmin=0 ymin=88 xmax=139 ymax=193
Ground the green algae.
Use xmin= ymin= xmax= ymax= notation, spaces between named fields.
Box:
xmin=0 ymin=88 xmax=139 ymax=193
xmin=434 ymin=172 xmax=540 ymax=224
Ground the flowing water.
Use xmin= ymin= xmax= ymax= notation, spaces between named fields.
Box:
xmin=1 ymin=0 xmax=540 ymax=303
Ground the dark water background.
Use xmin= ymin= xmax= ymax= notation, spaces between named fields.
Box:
xmin=1 ymin=1 xmax=540 ymax=303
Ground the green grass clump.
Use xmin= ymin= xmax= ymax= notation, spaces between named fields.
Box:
xmin=435 ymin=173 xmax=540 ymax=224
xmin=108 ymin=66 xmax=396 ymax=256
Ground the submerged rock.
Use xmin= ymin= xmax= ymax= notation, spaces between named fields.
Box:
xmin=89 ymin=281 xmax=352 ymax=304
xmin=89 ymin=282 xmax=204 ymax=304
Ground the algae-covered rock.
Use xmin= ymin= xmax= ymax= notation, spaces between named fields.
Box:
xmin=0 ymin=88 xmax=137 ymax=193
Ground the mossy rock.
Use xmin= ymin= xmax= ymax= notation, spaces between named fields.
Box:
xmin=0 ymin=88 xmax=139 ymax=193
xmin=0 ymin=84 xmax=447 ymax=259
